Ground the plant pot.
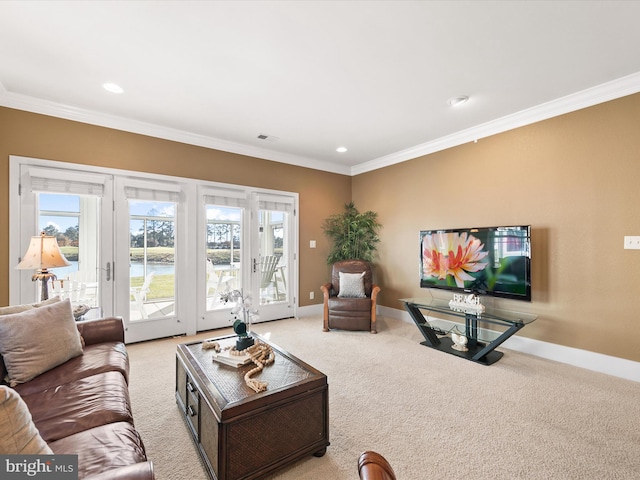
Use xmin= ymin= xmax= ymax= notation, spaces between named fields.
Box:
xmin=236 ymin=335 xmax=254 ymax=351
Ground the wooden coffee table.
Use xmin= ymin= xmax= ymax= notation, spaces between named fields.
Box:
xmin=176 ymin=333 xmax=330 ymax=480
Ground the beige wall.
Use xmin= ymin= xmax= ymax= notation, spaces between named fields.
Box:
xmin=353 ymin=93 xmax=640 ymax=362
xmin=0 ymin=107 xmax=351 ymax=310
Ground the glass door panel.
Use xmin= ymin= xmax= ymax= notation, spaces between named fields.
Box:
xmin=252 ymin=193 xmax=295 ymax=321
xmin=37 ymin=193 xmax=103 ymax=312
xmin=205 ymin=205 xmax=242 ymax=310
xmin=128 ymin=200 xmax=176 ymax=321
xmin=197 ymin=186 xmax=248 ymax=332
xmin=258 ymin=210 xmax=288 ymax=305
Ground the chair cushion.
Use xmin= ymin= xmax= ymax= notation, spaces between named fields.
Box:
xmin=21 ymin=371 xmax=133 ymax=443
xmin=338 ymin=272 xmax=366 ymax=298
xmin=327 ymin=312 xmax=372 ymax=331
xmin=328 ymin=296 xmax=372 ymax=312
xmin=0 ymin=298 xmax=83 ymax=386
xmin=0 ymin=385 xmax=53 ymax=454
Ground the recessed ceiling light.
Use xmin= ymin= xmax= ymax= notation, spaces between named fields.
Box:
xmin=336 ymin=146 xmax=348 ymax=153
xmin=103 ymin=82 xmax=124 ymax=94
xmin=447 ymin=95 xmax=469 ymax=107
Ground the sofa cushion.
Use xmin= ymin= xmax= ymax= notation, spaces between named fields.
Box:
xmin=13 ymin=341 xmax=129 ymax=397
xmin=21 ymin=371 xmax=134 ymax=443
xmin=0 ymin=295 xmax=61 ymax=315
xmin=0 ymin=385 xmax=53 ymax=454
xmin=83 ymin=462 xmax=155 ymax=480
xmin=0 ymin=298 xmax=83 ymax=386
xmin=0 ymin=296 xmax=64 ymax=385
xmin=1 ymin=297 xmax=61 ymax=385
xmin=49 ymin=422 xmax=148 ymax=479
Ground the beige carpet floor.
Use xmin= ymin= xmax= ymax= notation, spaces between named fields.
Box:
xmin=127 ymin=316 xmax=640 ymax=479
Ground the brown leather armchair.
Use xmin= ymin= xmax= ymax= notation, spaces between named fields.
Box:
xmin=358 ymin=451 xmax=397 ymax=480
xmin=321 ymin=259 xmax=380 ymax=334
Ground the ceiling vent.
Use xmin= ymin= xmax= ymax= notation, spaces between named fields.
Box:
xmin=257 ymin=134 xmax=279 ymax=142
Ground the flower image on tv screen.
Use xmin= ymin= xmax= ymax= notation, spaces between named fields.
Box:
xmin=420 ymin=225 xmax=531 ymax=301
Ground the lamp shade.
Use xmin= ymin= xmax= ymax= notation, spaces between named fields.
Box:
xmin=16 ymin=233 xmax=71 ymax=271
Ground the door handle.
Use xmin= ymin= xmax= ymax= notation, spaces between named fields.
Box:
xmin=105 ymin=262 xmax=111 ymax=281
xmin=253 ymin=258 xmax=257 ymax=273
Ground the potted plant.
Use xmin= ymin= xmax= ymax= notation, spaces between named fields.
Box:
xmin=322 ymin=201 xmax=382 ymax=264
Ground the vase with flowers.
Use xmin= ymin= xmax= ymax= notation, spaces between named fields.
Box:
xmin=219 ymin=288 xmax=259 ymax=351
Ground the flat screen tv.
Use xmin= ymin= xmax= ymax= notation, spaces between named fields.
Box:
xmin=420 ymin=225 xmax=531 ymax=301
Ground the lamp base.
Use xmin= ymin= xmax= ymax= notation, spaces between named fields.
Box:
xmin=32 ymin=270 xmax=57 ymax=302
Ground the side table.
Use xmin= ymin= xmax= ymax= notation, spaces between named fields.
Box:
xmin=176 ymin=333 xmax=329 ymax=479
xmin=401 ymin=297 xmax=537 ymax=365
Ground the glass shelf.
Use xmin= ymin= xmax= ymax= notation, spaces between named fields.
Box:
xmin=400 ymin=297 xmax=537 ymax=325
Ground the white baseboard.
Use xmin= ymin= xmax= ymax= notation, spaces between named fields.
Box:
xmin=296 ymin=304 xmax=323 ymax=318
xmin=379 ymin=305 xmax=640 ymax=383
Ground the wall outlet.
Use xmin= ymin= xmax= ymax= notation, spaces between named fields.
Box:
xmin=310 ymin=291 xmax=315 ymax=300
xmin=624 ymin=236 xmax=640 ymax=250
xmin=310 ymin=240 xmax=316 ymax=248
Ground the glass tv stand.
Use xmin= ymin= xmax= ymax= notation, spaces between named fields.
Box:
xmin=401 ymin=297 xmax=537 ymax=365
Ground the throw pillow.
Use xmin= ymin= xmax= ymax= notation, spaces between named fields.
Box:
xmin=338 ymin=271 xmax=366 ymax=298
xmin=0 ymin=385 xmax=53 ymax=454
xmin=0 ymin=298 xmax=83 ymax=386
xmin=0 ymin=296 xmax=61 ymax=316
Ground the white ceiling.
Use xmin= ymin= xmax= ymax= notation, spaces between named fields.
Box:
xmin=2 ymin=1 xmax=640 ymax=176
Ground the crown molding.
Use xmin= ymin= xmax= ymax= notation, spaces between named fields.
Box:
xmin=0 ymin=87 xmax=352 ymax=176
xmin=351 ymin=71 xmax=640 ymax=176
xmin=3 ymin=73 xmax=640 ymax=177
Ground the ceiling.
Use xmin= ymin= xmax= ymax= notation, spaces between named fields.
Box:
xmin=2 ymin=1 xmax=640 ymax=176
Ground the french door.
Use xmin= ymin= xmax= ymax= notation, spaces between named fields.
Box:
xmin=197 ymin=188 xmax=297 ymax=331
xmin=11 ymin=163 xmax=114 ymax=316
xmin=11 ymin=157 xmax=298 ymax=343
xmin=114 ymin=178 xmax=186 ymax=343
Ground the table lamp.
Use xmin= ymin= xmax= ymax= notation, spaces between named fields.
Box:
xmin=16 ymin=232 xmax=71 ymax=301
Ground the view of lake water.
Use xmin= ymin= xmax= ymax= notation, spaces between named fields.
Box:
xmin=130 ymin=262 xmax=175 ymax=277
xmin=55 ymin=261 xmax=175 ymax=279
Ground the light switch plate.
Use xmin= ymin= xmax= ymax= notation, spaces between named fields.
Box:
xmin=310 ymin=240 xmax=316 ymax=248
xmin=624 ymin=236 xmax=640 ymax=250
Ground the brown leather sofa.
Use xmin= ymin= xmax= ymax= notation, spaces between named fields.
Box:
xmin=358 ymin=451 xmax=397 ymax=480
xmin=1 ymin=316 xmax=154 ymax=480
